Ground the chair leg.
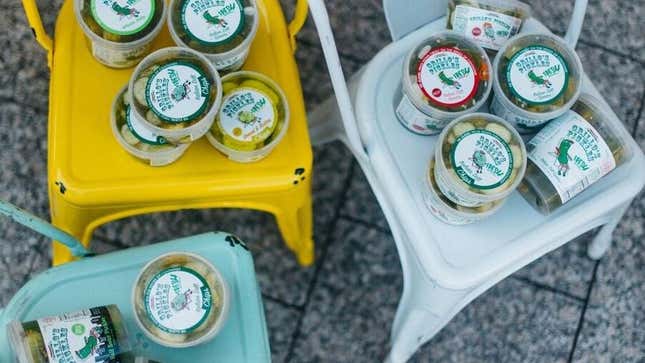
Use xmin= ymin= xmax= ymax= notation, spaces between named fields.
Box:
xmin=50 ymin=206 xmax=97 ymax=265
xmin=274 ymin=185 xmax=315 ymax=267
xmin=587 ymin=203 xmax=630 ymax=260
xmin=386 ymin=243 xmax=471 ymax=363
xmin=307 ymin=94 xmax=345 ymax=146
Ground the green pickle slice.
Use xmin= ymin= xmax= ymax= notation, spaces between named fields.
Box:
xmin=80 ymin=0 xmax=164 ymax=43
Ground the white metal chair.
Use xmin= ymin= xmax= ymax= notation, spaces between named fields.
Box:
xmin=305 ymin=0 xmax=645 ymax=361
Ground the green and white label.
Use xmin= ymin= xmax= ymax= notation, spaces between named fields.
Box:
xmin=146 ymin=62 xmax=212 ymax=123
xmin=417 ymin=47 xmax=479 ymax=107
xmin=144 ymin=267 xmax=213 ymax=334
xmin=126 ymin=105 xmax=167 ymax=145
xmin=37 ymin=307 xmax=122 ymax=362
xmin=218 ymin=88 xmax=277 ymax=143
xmin=450 ymin=129 xmax=514 ymax=189
xmin=506 ymin=46 xmax=569 ymax=105
xmin=90 ymin=0 xmax=155 ymax=36
xmin=181 ymin=0 xmax=245 ymax=45
xmin=451 ymin=5 xmax=522 ymax=50
xmin=528 ymin=110 xmax=616 ymax=203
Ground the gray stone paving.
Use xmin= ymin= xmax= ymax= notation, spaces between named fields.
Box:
xmin=0 ymin=0 xmax=644 ymax=362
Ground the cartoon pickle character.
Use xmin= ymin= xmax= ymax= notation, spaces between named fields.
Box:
xmin=171 ymin=289 xmax=194 ymax=311
xmin=438 ymin=71 xmax=462 ymax=90
xmin=238 ymin=110 xmax=259 ymax=125
xmin=470 ymin=150 xmax=487 ymax=174
xmin=111 ymin=2 xmax=140 ymax=18
xmin=203 ymin=10 xmax=229 ymax=28
xmin=75 ymin=329 xmax=100 ymax=360
xmin=552 ymin=139 xmax=574 ymax=176
xmin=483 ymin=22 xmax=495 ymax=40
xmin=171 ymin=81 xmax=192 ymax=102
xmin=528 ymin=70 xmax=552 ymax=89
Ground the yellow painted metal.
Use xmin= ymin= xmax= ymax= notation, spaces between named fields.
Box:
xmin=22 ymin=0 xmax=314 ymax=267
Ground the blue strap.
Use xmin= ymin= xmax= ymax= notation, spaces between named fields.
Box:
xmin=0 ymin=200 xmax=89 ymax=257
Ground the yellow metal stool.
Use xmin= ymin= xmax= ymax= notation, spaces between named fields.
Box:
xmin=22 ymin=0 xmax=314 ymax=267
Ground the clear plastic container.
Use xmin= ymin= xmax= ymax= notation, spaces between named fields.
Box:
xmin=111 ymin=85 xmax=191 ymax=166
xmin=446 ymin=0 xmax=531 ymax=52
xmin=434 ymin=113 xmax=527 ymax=206
xmin=518 ymin=93 xmax=632 ymax=214
xmin=491 ymin=33 xmax=583 ymax=133
xmin=423 ymin=155 xmax=505 ymax=225
xmin=168 ymin=0 xmax=259 ymax=71
xmin=206 ymin=71 xmax=290 ymax=162
xmin=128 ymin=47 xmax=223 ymax=144
xmin=132 ymin=252 xmax=230 ymax=348
xmin=8 ymin=305 xmax=130 ymax=363
xmin=74 ymin=0 xmax=167 ymax=68
xmin=397 ymin=31 xmax=492 ymax=135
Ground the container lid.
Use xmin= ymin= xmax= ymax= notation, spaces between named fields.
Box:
xmin=178 ymin=0 xmax=247 ymax=46
xmin=493 ymin=33 xmax=583 ymax=118
xmin=402 ymin=31 xmax=492 ymax=119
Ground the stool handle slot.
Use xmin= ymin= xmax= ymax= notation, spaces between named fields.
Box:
xmin=21 ymin=0 xmax=54 ymax=68
xmin=288 ymin=0 xmax=309 ymax=51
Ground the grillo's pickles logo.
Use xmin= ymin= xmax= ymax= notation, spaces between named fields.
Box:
xmin=472 ymin=135 xmax=508 ymax=177
xmin=109 ymin=0 xmax=142 ymax=18
xmin=425 ymin=57 xmax=471 ymax=90
xmin=515 ymin=52 xmax=561 ymax=90
xmin=551 ymin=125 xmax=601 ymax=176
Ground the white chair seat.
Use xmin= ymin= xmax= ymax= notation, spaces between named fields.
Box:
xmin=353 ymin=17 xmax=645 ymax=290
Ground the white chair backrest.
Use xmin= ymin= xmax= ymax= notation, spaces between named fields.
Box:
xmin=383 ymin=0 xmax=589 ymax=46
xmin=307 ymin=0 xmax=588 ymax=158
xmin=383 ymin=0 xmax=448 ymax=41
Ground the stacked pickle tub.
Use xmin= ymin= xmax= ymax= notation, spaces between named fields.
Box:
xmin=425 ymin=113 xmax=527 ymax=224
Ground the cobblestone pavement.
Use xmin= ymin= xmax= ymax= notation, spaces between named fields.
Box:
xmin=0 ymin=0 xmax=643 ymax=362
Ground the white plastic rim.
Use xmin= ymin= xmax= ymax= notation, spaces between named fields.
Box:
xmin=491 ymin=32 xmax=584 ymax=129
xmin=399 ymin=31 xmax=493 ymax=131
xmin=423 ymin=156 xmax=505 ymax=225
xmin=73 ymin=0 xmax=167 ymax=68
xmin=206 ymin=71 xmax=290 ymax=163
xmin=128 ymin=47 xmax=223 ymax=144
xmin=132 ymin=252 xmax=231 ymax=349
xmin=167 ymin=0 xmax=260 ymax=71
xmin=7 ymin=321 xmax=33 ymax=363
xmin=434 ymin=112 xmax=527 ymax=206
xmin=111 ymin=85 xmax=191 ymax=167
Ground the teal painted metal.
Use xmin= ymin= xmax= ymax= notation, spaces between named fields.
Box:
xmin=0 ymin=199 xmax=270 ymax=362
xmin=0 ymin=199 xmax=89 ymax=257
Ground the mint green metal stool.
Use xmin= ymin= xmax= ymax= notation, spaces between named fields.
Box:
xmin=0 ymin=200 xmax=270 ymax=362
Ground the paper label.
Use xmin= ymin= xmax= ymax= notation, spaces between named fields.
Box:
xmin=416 ymin=47 xmax=479 ymax=107
xmin=37 ymin=307 xmax=123 ymax=363
xmin=180 ymin=0 xmax=245 ymax=45
xmin=450 ymin=129 xmax=514 ymax=189
xmin=218 ymin=88 xmax=277 ymax=143
xmin=145 ymin=61 xmax=212 ymax=123
xmin=395 ymin=94 xmax=445 ymax=135
xmin=528 ymin=110 xmax=616 ymax=203
xmin=144 ymin=267 xmax=213 ymax=334
xmin=90 ymin=0 xmax=155 ymax=35
xmin=451 ymin=5 xmax=522 ymax=50
xmin=506 ymin=45 xmax=569 ymax=105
